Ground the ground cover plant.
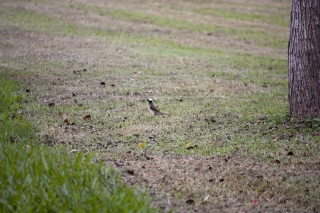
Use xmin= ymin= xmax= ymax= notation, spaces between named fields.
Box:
xmin=0 ymin=74 xmax=156 ymax=212
xmin=1 ymin=0 xmax=320 ymax=212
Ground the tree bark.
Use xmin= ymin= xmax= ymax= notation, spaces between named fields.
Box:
xmin=288 ymin=0 xmax=320 ymax=119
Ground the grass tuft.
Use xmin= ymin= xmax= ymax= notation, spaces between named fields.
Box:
xmin=0 ymin=73 xmax=157 ymax=213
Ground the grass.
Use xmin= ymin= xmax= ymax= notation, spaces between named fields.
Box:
xmin=0 ymin=77 xmax=35 ymax=144
xmin=0 ymin=73 xmax=157 ymax=212
xmin=1 ymin=0 xmax=320 ymax=212
xmin=67 ymin=1 xmax=288 ymax=47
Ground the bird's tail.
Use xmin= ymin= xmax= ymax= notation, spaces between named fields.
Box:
xmin=157 ymin=111 xmax=170 ymax=116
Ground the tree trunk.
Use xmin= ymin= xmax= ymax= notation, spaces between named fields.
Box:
xmin=288 ymin=0 xmax=320 ymax=119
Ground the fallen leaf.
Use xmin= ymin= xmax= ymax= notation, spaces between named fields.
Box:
xmin=186 ymin=145 xmax=198 ymax=150
xmin=145 ymin=156 xmax=153 ymax=160
xmin=179 ymin=57 xmax=183 ymax=64
xmin=203 ymin=195 xmax=210 ymax=201
xmin=48 ymin=102 xmax=55 ymax=107
xmin=83 ymin=115 xmax=91 ymax=121
xmin=10 ymin=136 xmax=15 ymax=143
xmin=186 ymin=142 xmax=192 ymax=148
xmin=126 ymin=169 xmax=134 ymax=175
xmin=186 ymin=199 xmax=195 ymax=205
xmin=138 ymin=141 xmax=146 ymax=148
xmin=63 ymin=119 xmax=70 ymax=125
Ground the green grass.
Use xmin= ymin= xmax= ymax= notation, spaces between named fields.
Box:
xmin=0 ymin=2 xmax=287 ymax=50
xmin=73 ymin=2 xmax=288 ymax=48
xmin=0 ymin=7 xmax=112 ymax=37
xmin=0 ymin=73 xmax=157 ymax=213
xmin=194 ymin=3 xmax=290 ymax=27
xmin=0 ymin=77 xmax=35 ymax=144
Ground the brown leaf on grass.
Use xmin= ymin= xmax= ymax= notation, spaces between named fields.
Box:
xmin=126 ymin=169 xmax=135 ymax=175
xmin=186 ymin=144 xmax=198 ymax=150
xmin=186 ymin=199 xmax=195 ymax=205
xmin=48 ymin=102 xmax=55 ymax=107
xmin=145 ymin=155 xmax=154 ymax=160
xmin=63 ymin=119 xmax=70 ymax=125
xmin=10 ymin=136 xmax=15 ymax=143
xmin=287 ymin=151 xmax=294 ymax=156
xmin=83 ymin=114 xmax=91 ymax=121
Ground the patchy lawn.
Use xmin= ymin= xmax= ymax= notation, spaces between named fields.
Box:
xmin=1 ymin=0 xmax=319 ymax=212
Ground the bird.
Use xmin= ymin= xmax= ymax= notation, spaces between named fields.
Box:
xmin=146 ymin=98 xmax=165 ymax=116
